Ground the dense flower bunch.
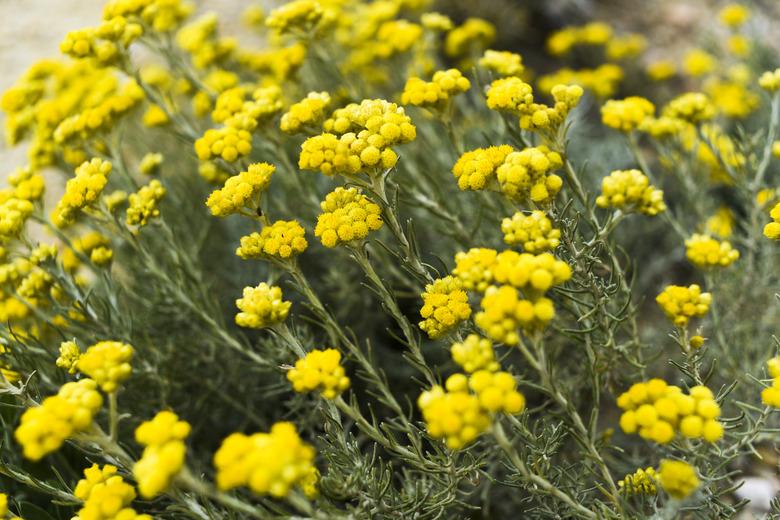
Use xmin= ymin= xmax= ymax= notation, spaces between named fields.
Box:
xmin=495 ymin=146 xmax=564 ymax=202
xmin=299 ymin=99 xmax=416 ymax=177
xmin=194 ymin=127 xmax=253 ymax=162
xmin=77 ymin=340 xmax=134 ymax=393
xmin=15 ymin=379 xmax=103 ymax=460
xmin=314 ymin=187 xmax=383 ymax=247
xmin=53 ymin=158 xmax=112 ymax=227
xmin=418 ymin=369 xmax=524 ymax=449
xmin=662 ymin=92 xmax=716 ymax=123
xmin=287 ymin=349 xmax=351 ymax=399
xmin=595 ymin=169 xmax=666 ymax=215
xmin=656 ymin=284 xmax=712 ymax=327
xmin=452 ymin=248 xmax=499 ymax=292
xmin=280 ymin=91 xmax=332 ymax=134
xmin=206 ymin=163 xmax=274 ymax=217
xmin=486 ymin=78 xmax=584 ymax=133
xmin=478 ymin=50 xmax=524 ymax=77
xmin=213 ymin=422 xmax=317 ymax=497
xmin=235 ymin=283 xmax=291 ymax=329
xmin=401 ymin=69 xmax=470 ymax=109
xmin=763 ymin=202 xmax=780 ymax=240
xmin=133 ymin=411 xmax=191 ymax=498
xmin=74 ymin=464 xmax=151 ymax=520
xmin=657 ymin=460 xmax=700 ymax=500
xmin=601 ymin=96 xmax=655 ymax=132
xmin=237 ymin=220 xmax=308 ymax=260
xmin=126 ymin=179 xmax=166 ymax=227
xmin=617 ymin=379 xmax=723 ymax=444
xmin=451 ymin=145 xmax=513 ymax=191
xmin=418 ymin=276 xmax=471 ymax=339
xmin=760 ymin=357 xmax=780 ymax=407
xmin=685 ymin=234 xmax=740 ymax=268
xmin=501 ymin=211 xmax=561 ymax=252
xmin=618 ymin=467 xmax=657 ymax=495
xmin=451 ymin=334 xmax=500 ymax=373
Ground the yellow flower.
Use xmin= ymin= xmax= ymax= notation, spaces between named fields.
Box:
xmin=213 ymin=422 xmax=316 ymax=497
xmin=206 ymin=163 xmax=274 ymax=217
xmin=595 ymin=169 xmax=665 ymax=215
xmin=685 ymin=234 xmax=739 ymax=268
xmin=452 ymin=145 xmax=514 ymax=191
xmin=445 ymin=18 xmax=495 ymax=58
xmin=618 ymin=467 xmax=657 ymax=495
xmin=401 ymin=69 xmax=470 ymax=110
xmin=705 ymin=207 xmax=734 ymax=238
xmin=495 ymin=146 xmax=564 ymax=203
xmin=420 ymin=12 xmax=453 ymax=32
xmin=287 ymin=349 xmax=350 ymax=399
xmin=601 ymin=96 xmax=655 ymax=132
xmin=683 ymin=49 xmax=716 ymax=77
xmin=0 ymin=197 xmax=33 ymax=242
xmin=139 ymin=152 xmax=163 ymax=175
xmin=764 ymin=202 xmax=780 ymax=240
xmin=759 ymin=69 xmax=780 ymax=92
xmin=237 ymin=220 xmax=308 ymax=260
xmin=280 ymin=91 xmax=331 ymax=134
xmin=235 ymin=283 xmax=290 ymax=329
xmin=265 ymin=0 xmax=323 ymax=34
xmin=314 ymin=187 xmax=383 ymax=247
xmin=194 ymin=127 xmax=252 ymax=162
xmin=77 ymin=340 xmax=134 ymax=393
xmin=475 ymin=285 xmax=555 ymax=344
xmin=8 ymin=166 xmax=45 ymax=201
xmin=501 ymin=211 xmax=561 ymax=253
xmin=719 ymin=3 xmax=750 ymax=27
xmin=53 ymin=158 xmax=112 ymax=227
xmin=418 ymin=276 xmax=472 ymax=339
xmin=662 ymin=93 xmax=715 ymax=123
xmin=133 ymin=410 xmax=191 ymax=498
xmin=56 ymin=340 xmax=82 ymax=374
xmin=468 ymin=370 xmax=525 ymax=414
xmin=417 ymin=383 xmax=490 ymax=449
xmin=606 ymin=33 xmax=646 ymax=61
xmin=452 ymin=248 xmax=498 ymax=293
xmin=15 ymin=379 xmax=103 ymax=460
xmin=646 ymin=61 xmax=675 ymax=81
xmin=74 ymin=463 xmax=152 ymax=520
xmin=491 ymin=250 xmax=572 ymax=295
xmin=658 ymin=460 xmax=700 ymax=500
xmin=656 ymin=284 xmax=711 ymax=327
xmin=126 ymin=179 xmax=166 ymax=227
xmin=761 ymin=357 xmax=780 ymax=407
xmin=451 ymin=334 xmax=499 ymax=373
xmin=479 ymin=50 xmax=524 ymax=77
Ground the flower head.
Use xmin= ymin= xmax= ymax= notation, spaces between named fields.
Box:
xmin=235 ymin=283 xmax=290 ymax=329
xmin=287 ymin=349 xmax=350 ymax=399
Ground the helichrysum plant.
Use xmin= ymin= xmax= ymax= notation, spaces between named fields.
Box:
xmin=1 ymin=1 xmax=780 ymax=519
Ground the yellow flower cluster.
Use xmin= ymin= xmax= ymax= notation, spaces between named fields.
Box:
xmin=126 ymin=179 xmax=165 ymax=227
xmin=655 ymin=285 xmax=712 ymax=327
xmin=235 ymin=283 xmax=290 ymax=329
xmin=237 ymin=221 xmax=308 ymax=260
xmin=280 ymin=92 xmax=332 ymax=134
xmin=74 ymin=464 xmax=151 ymax=520
xmin=706 ymin=207 xmax=735 ymax=238
xmin=475 ymin=285 xmax=555 ymax=344
xmin=418 ymin=370 xmax=524 ymax=449
xmin=760 ymin=357 xmax=780 ymax=407
xmin=478 ymin=50 xmax=524 ymax=77
xmin=685 ymin=234 xmax=740 ymax=268
xmin=300 ymin=99 xmax=416 ymax=177
xmin=546 ymin=22 xmax=612 ymax=56
xmin=606 ymin=34 xmax=647 ymax=61
xmin=206 ymin=163 xmax=274 ymax=217
xmin=720 ymin=3 xmax=750 ymax=27
xmin=662 ymin=92 xmax=715 ymax=123
xmin=139 ymin=152 xmax=163 ymax=175
xmin=706 ymin=79 xmax=758 ymax=118
xmin=647 ymin=61 xmax=676 ymax=81
xmin=15 ymin=379 xmax=103 ymax=460
xmin=418 ymin=276 xmax=472 ymax=339
xmin=133 ymin=410 xmax=191 ymax=498
xmin=452 ymin=248 xmax=498 ymax=293
xmin=176 ymin=13 xmax=235 ymax=70
xmin=501 ymin=211 xmax=561 ymax=253
xmin=194 ymin=127 xmax=252 ymax=162
xmin=451 ymin=145 xmax=513 ymax=191
xmin=314 ymin=187 xmax=383 ymax=247
xmin=8 ymin=166 xmax=45 ymax=201
xmin=420 ymin=12 xmax=453 ymax=32
xmin=77 ymin=340 xmax=134 ymax=393
xmin=617 ymin=379 xmax=723 ymax=444
xmin=451 ymin=334 xmax=499 ymax=373
xmin=496 ymin=146 xmax=564 ymax=203
xmin=537 ymin=65 xmax=623 ymax=99
xmin=401 ymin=69 xmax=470 ymax=109
xmin=103 ymin=0 xmax=192 ymax=32
xmin=265 ymin=0 xmax=323 ymax=34
xmin=444 ymin=18 xmax=495 ymax=59
xmin=213 ymin=422 xmax=316 ymax=498
xmin=53 ymin=158 xmax=112 ymax=227
xmin=287 ymin=349 xmax=350 ymax=399
xmin=682 ymin=49 xmax=716 ymax=77
xmin=601 ymin=96 xmax=655 ymax=132
xmin=56 ymin=340 xmax=81 ymax=373
xmin=763 ymin=202 xmax=780 ymax=240
xmin=618 ymin=467 xmax=657 ymax=495
xmin=759 ymin=69 xmax=780 ymax=92
xmin=0 ymin=197 xmax=34 ymax=242
xmin=595 ymin=169 xmax=665 ymax=216
xmin=657 ymin=460 xmax=700 ymax=500
xmin=60 ymin=16 xmax=143 ymax=65
xmin=74 ymin=231 xmax=113 ymax=266
xmin=487 ymin=78 xmax=584 ymax=132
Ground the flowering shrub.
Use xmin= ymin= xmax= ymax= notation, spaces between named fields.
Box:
xmin=1 ymin=1 xmax=780 ymax=519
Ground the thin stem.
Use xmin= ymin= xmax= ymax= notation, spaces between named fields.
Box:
xmin=108 ymin=392 xmax=119 ymax=444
